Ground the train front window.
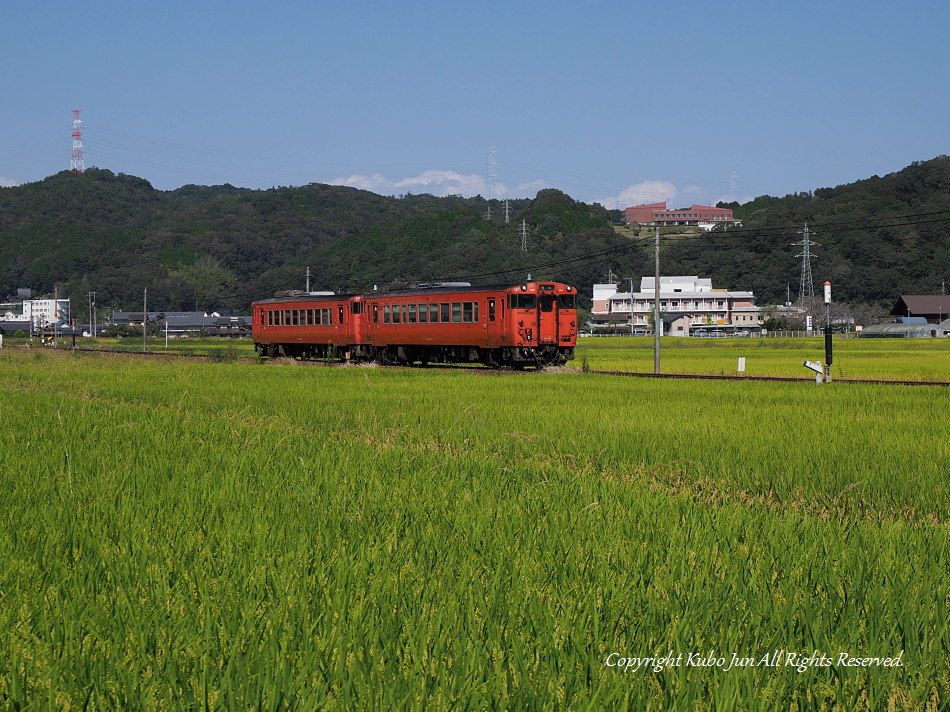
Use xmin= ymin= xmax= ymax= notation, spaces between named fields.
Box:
xmin=540 ymin=296 xmax=554 ymax=313
xmin=511 ymin=295 xmax=536 ymax=309
xmin=558 ymin=294 xmax=577 ymax=310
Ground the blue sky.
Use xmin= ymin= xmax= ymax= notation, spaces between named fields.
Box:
xmin=2 ymin=0 xmax=948 ymax=208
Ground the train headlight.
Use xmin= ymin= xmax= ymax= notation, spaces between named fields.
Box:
xmin=567 ymin=286 xmax=572 ymax=291
xmin=521 ymin=284 xmax=527 ymax=291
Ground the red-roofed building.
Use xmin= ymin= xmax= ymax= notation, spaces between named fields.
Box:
xmin=625 ymin=202 xmax=737 ymax=230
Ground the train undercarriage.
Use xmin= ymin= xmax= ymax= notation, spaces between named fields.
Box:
xmin=254 ymin=342 xmax=573 ymax=369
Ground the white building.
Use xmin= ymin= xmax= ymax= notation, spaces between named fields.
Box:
xmin=2 ymin=299 xmax=72 ymax=326
xmin=592 ymin=276 xmax=761 ymax=335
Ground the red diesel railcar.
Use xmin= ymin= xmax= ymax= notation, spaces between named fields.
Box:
xmin=251 ymin=281 xmax=578 ymax=368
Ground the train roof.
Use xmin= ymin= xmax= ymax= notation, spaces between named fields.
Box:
xmin=253 ymin=281 xmax=574 ymax=306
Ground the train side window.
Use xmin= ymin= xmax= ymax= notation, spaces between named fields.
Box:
xmin=294 ymin=310 xmax=301 ymax=326
xmin=488 ymin=299 xmax=495 ymax=322
xmin=339 ymin=306 xmax=344 ymax=323
xmin=452 ymin=302 xmax=461 ymax=323
xmin=373 ymin=304 xmax=378 ymax=323
xmin=316 ymin=309 xmax=322 ymax=325
xmin=324 ymin=308 xmax=331 ymax=325
xmin=418 ymin=304 xmax=427 ymax=323
xmin=474 ymin=302 xmax=479 ymax=323
xmin=306 ymin=309 xmax=313 ymax=326
xmin=267 ymin=311 xmax=272 ymax=326
xmin=284 ymin=310 xmax=291 ymax=325
xmin=440 ymin=303 xmax=449 ymax=323
xmin=393 ymin=305 xmax=401 ymax=324
xmin=462 ymin=302 xmax=472 ymax=323
xmin=431 ymin=304 xmax=440 ymax=323
xmin=384 ymin=305 xmax=390 ymax=324
xmin=557 ymin=294 xmax=577 ymax=310
xmin=408 ymin=304 xmax=417 ymax=324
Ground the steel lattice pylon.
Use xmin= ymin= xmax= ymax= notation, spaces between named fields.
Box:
xmin=793 ymin=223 xmax=819 ymax=304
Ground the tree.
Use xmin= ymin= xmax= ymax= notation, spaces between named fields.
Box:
xmin=172 ymin=257 xmax=238 ymax=311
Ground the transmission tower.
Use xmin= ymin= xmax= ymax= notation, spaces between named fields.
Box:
xmin=504 ymin=199 xmax=510 ymax=223
xmin=520 ymin=219 xmax=528 ymax=252
xmin=485 ymin=146 xmax=497 ymax=220
xmin=70 ymin=110 xmax=85 ymax=174
xmin=793 ymin=223 xmax=819 ymax=304
xmin=727 ymin=171 xmax=737 ymax=203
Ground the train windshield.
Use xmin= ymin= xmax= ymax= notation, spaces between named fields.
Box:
xmin=557 ymin=294 xmax=577 ymax=310
xmin=510 ymin=294 xmax=536 ymax=309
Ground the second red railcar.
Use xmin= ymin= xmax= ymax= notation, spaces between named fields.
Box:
xmin=251 ymin=281 xmax=578 ymax=368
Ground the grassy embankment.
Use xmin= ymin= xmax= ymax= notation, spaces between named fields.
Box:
xmin=0 ymin=348 xmax=948 ymax=709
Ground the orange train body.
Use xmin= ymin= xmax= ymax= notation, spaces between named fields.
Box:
xmin=251 ymin=281 xmax=578 ymax=368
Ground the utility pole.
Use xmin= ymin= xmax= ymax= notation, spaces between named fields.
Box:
xmin=88 ymin=291 xmax=96 ymax=339
xmin=823 ymin=281 xmax=833 ymax=383
xmin=629 ymin=278 xmax=635 ymax=336
xmin=143 ymin=287 xmax=147 ymax=352
xmin=486 ymin=146 xmax=497 ymax=221
xmin=306 ymin=267 xmax=311 ymax=293
xmin=654 ymin=227 xmax=661 ymax=374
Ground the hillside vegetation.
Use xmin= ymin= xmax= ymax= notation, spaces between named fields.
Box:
xmin=2 ymin=157 xmax=950 ymax=315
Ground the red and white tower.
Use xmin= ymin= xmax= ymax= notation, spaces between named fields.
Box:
xmin=70 ymin=109 xmax=84 ymax=173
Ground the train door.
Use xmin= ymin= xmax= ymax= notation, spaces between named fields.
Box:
xmin=538 ymin=287 xmax=558 ymax=344
xmin=485 ymin=296 xmax=500 ymax=346
xmin=347 ymin=298 xmax=363 ymax=347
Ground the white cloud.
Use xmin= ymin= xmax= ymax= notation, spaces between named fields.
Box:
xmin=330 ymin=170 xmax=488 ymax=198
xmin=329 ymin=173 xmax=390 ymax=191
xmin=0 ymin=176 xmax=17 ymax=187
xmin=394 ymin=170 xmax=485 ymax=197
xmin=596 ymin=181 xmax=679 ymax=210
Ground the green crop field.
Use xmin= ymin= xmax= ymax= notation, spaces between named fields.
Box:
xmin=575 ymin=335 xmax=950 ymax=381
xmin=1 ymin=346 xmax=948 ymax=710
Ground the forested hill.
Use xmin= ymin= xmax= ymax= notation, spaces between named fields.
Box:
xmin=0 ymin=170 xmax=632 ymax=315
xmin=2 ymin=157 xmax=950 ymax=316
xmin=693 ymin=156 xmax=950 ymax=305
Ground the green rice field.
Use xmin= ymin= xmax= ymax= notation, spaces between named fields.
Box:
xmin=1 ymin=343 xmax=949 ymax=710
xmin=574 ymin=335 xmax=950 ymax=381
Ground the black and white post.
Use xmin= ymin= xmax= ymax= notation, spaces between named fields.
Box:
xmin=823 ymin=281 xmax=832 ymax=383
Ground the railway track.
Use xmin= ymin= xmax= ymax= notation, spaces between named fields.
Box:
xmin=44 ymin=346 xmax=950 ymax=387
